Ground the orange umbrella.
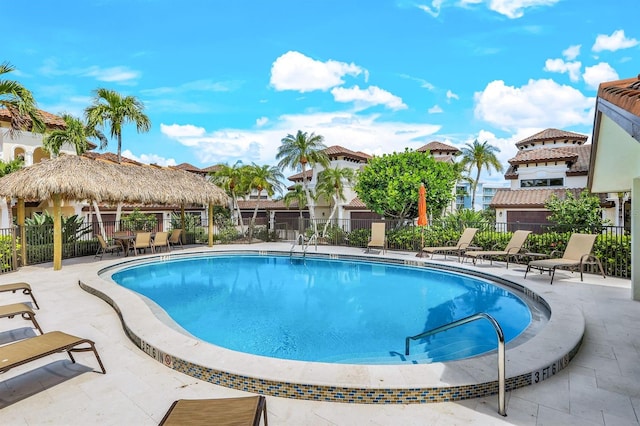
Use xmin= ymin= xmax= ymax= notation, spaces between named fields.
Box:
xmin=418 ymin=183 xmax=428 ymax=226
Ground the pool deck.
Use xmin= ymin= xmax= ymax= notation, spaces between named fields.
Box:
xmin=1 ymin=242 xmax=639 ymax=425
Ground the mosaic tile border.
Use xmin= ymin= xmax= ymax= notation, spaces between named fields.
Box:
xmin=82 ymin=250 xmax=580 ymax=404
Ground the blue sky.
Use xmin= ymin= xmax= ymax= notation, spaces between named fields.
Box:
xmin=5 ymin=0 xmax=639 ymax=182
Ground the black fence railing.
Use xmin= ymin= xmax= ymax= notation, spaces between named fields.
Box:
xmin=0 ymin=218 xmax=632 ymax=279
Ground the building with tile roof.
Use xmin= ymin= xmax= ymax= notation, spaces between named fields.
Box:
xmin=588 ymin=74 xmax=640 ymax=300
xmin=491 ymin=128 xmax=614 ymax=226
xmin=416 ymin=141 xmax=461 ymax=163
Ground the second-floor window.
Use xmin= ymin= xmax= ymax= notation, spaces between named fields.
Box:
xmin=520 ymin=178 xmax=564 ymax=188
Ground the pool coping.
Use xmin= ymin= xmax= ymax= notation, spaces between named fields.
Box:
xmin=79 ymin=245 xmax=584 ymax=404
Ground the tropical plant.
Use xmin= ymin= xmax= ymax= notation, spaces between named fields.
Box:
xmin=121 ymin=208 xmax=157 ymax=232
xmin=545 ymin=189 xmax=610 ymax=232
xmin=283 ymin=183 xmax=307 ymax=218
xmin=315 ymin=165 xmax=356 ymax=237
xmin=245 ymin=163 xmax=284 ymax=240
xmin=276 ymin=130 xmax=329 ymax=235
xmin=43 ymin=113 xmax=108 ymax=155
xmin=459 ymin=139 xmax=503 ymax=209
xmin=24 ymin=212 xmax=92 ymax=244
xmin=210 ymin=161 xmax=249 ymax=234
xmin=0 ymin=158 xmax=24 ymax=177
xmin=355 ymin=149 xmax=458 ymax=221
xmin=0 ymin=61 xmax=45 ymax=136
xmin=85 ymin=88 xmax=151 ymax=163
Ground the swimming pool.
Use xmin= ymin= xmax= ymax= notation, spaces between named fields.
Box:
xmin=111 ymin=254 xmax=533 ymax=364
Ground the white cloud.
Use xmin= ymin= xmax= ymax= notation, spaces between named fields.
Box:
xmin=428 ymin=105 xmax=443 ymax=113
xmin=270 ymin=51 xmax=364 ymax=92
xmin=82 ymin=66 xmax=140 ymax=84
xmin=160 ymin=123 xmax=206 ymax=140
xmin=141 ymin=79 xmax=243 ymax=96
xmin=330 ymin=85 xmax=407 ymax=111
xmin=487 ymin=0 xmax=560 ymax=19
xmin=593 ymin=30 xmax=639 ymax=52
xmin=563 ymin=44 xmax=581 ymax=61
xmin=417 ymin=0 xmax=444 ymax=17
xmin=583 ymin=63 xmax=619 ymax=90
xmin=544 ymin=58 xmax=581 ymax=82
xmin=399 ymin=74 xmax=435 ymax=91
xmin=256 ymin=117 xmax=269 ymax=127
xmin=474 ymin=78 xmax=594 ymax=131
xmin=446 ymin=90 xmax=459 ymax=101
xmin=121 ymin=150 xmax=177 ymax=167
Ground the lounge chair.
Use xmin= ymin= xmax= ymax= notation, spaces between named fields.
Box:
xmin=95 ymin=235 xmax=122 ymax=259
xmin=131 ymin=232 xmax=153 ymax=255
xmin=465 ymin=230 xmax=532 ymax=269
xmin=366 ymin=223 xmax=386 ymax=254
xmin=0 ymin=282 xmax=39 ymax=309
xmin=0 ymin=331 xmax=106 ymax=375
xmin=524 ymin=233 xmax=606 ymax=284
xmin=160 ymin=396 xmax=267 ymax=426
xmin=0 ymin=302 xmax=43 ymax=334
xmin=153 ymin=231 xmax=170 ymax=253
xmin=422 ymin=227 xmax=479 ymax=261
xmin=168 ymin=229 xmax=183 ymax=249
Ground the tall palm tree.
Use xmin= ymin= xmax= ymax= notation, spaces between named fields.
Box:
xmin=43 ymin=113 xmax=108 ymax=155
xmin=245 ymin=163 xmax=284 ymax=240
xmin=460 ymin=139 xmax=503 ymax=210
xmin=0 ymin=62 xmax=45 ymax=136
xmin=276 ymin=130 xmax=329 ymax=235
xmin=85 ymin=88 xmax=151 ymax=163
xmin=315 ymin=166 xmax=356 ymax=237
xmin=283 ymin=183 xmax=307 ymax=219
xmin=210 ymin=161 xmax=249 ymax=234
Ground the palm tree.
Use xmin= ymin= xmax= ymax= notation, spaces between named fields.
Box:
xmin=210 ymin=161 xmax=249 ymax=234
xmin=0 ymin=158 xmax=24 ymax=177
xmin=276 ymin=130 xmax=329 ymax=235
xmin=283 ymin=183 xmax=307 ymax=219
xmin=85 ymin=88 xmax=151 ymax=163
xmin=245 ymin=163 xmax=284 ymax=240
xmin=43 ymin=113 xmax=108 ymax=156
xmin=315 ymin=166 xmax=356 ymax=237
xmin=0 ymin=62 xmax=45 ymax=136
xmin=460 ymin=139 xmax=503 ymax=210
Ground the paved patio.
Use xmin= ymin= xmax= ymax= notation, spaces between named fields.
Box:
xmin=1 ymin=243 xmax=639 ymax=425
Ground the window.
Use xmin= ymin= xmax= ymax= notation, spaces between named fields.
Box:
xmin=520 ymin=178 xmax=564 ymax=188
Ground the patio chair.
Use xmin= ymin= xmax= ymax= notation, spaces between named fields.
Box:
xmin=465 ymin=230 xmax=532 ymax=269
xmin=422 ymin=227 xmax=479 ymax=261
xmin=95 ymin=235 xmax=122 ymax=259
xmin=0 ymin=282 xmax=39 ymax=309
xmin=153 ymin=231 xmax=170 ymax=253
xmin=0 ymin=302 xmax=43 ymax=334
xmin=524 ymin=233 xmax=606 ymax=284
xmin=366 ymin=223 xmax=386 ymax=254
xmin=131 ymin=232 xmax=153 ymax=255
xmin=159 ymin=396 xmax=267 ymax=426
xmin=0 ymin=330 xmax=106 ymax=375
xmin=168 ymin=229 xmax=183 ymax=249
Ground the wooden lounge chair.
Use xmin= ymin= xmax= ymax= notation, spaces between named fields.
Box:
xmin=160 ymin=396 xmax=267 ymax=426
xmin=168 ymin=229 xmax=183 ymax=249
xmin=465 ymin=230 xmax=532 ymax=269
xmin=95 ymin=235 xmax=122 ymax=259
xmin=524 ymin=233 xmax=606 ymax=284
xmin=0 ymin=303 xmax=43 ymax=335
xmin=131 ymin=232 xmax=153 ymax=255
xmin=0 ymin=331 xmax=106 ymax=375
xmin=0 ymin=282 xmax=39 ymax=309
xmin=422 ymin=227 xmax=478 ymax=261
xmin=366 ymin=222 xmax=386 ymax=254
xmin=153 ymin=231 xmax=170 ymax=253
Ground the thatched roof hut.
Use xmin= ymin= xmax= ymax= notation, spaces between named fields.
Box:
xmin=0 ymin=154 xmax=229 ymax=270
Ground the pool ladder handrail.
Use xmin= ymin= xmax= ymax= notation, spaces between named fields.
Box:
xmin=404 ymin=312 xmax=506 ymax=417
xmin=290 ymin=233 xmax=318 ymax=257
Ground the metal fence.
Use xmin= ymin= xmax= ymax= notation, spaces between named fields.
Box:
xmin=0 ymin=217 xmax=632 ymax=279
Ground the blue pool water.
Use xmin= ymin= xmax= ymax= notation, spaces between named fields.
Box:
xmin=111 ymin=255 xmax=533 ymax=364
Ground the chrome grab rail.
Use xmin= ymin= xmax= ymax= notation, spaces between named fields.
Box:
xmin=304 ymin=233 xmax=318 ymax=254
xmin=290 ymin=233 xmax=318 ymax=257
xmin=404 ymin=312 xmax=506 ymax=417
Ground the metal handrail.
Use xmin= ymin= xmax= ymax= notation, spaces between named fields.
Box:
xmin=404 ymin=312 xmax=506 ymax=417
xmin=290 ymin=233 xmax=318 ymax=257
xmin=304 ymin=233 xmax=318 ymax=254
xmin=290 ymin=233 xmax=306 ymax=253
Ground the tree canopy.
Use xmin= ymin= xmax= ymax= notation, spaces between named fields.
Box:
xmin=545 ymin=189 xmax=609 ymax=231
xmin=0 ymin=61 xmax=44 ymax=135
xmin=355 ymin=149 xmax=457 ymax=221
xmin=460 ymin=139 xmax=503 ymax=209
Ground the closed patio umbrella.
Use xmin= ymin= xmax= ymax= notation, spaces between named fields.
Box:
xmin=417 ymin=183 xmax=428 ymax=257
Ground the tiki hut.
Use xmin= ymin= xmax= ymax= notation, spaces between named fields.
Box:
xmin=0 ymin=155 xmax=229 ymax=270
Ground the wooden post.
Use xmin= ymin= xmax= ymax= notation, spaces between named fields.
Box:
xmin=180 ymin=204 xmax=186 ymax=244
xmin=52 ymin=194 xmax=62 ymax=270
xmin=208 ymin=202 xmax=214 ymax=247
xmin=17 ymin=198 xmax=26 ymax=266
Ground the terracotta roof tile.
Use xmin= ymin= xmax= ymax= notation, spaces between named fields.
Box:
xmin=202 ymin=165 xmax=221 ymax=173
xmin=416 ymin=141 xmax=460 ymax=153
xmin=287 ymin=169 xmax=313 ymax=181
xmin=0 ymin=108 xmax=65 ymax=129
xmin=598 ymin=74 xmax=640 ymax=118
xmin=344 ymin=197 xmax=368 ymax=208
xmin=508 ymin=147 xmax=578 ymax=165
xmin=171 ymin=162 xmax=205 ymax=174
xmin=490 ymin=188 xmax=586 ymax=208
xmin=323 ymin=145 xmax=371 ymax=161
xmin=515 ymin=128 xmax=588 ymax=147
